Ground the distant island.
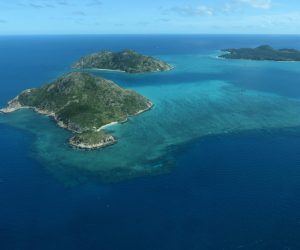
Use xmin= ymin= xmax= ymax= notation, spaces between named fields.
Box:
xmin=220 ymin=45 xmax=300 ymax=61
xmin=0 ymin=72 xmax=153 ymax=150
xmin=72 ymin=49 xmax=173 ymax=73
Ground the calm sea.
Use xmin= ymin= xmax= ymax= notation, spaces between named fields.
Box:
xmin=1 ymin=35 xmax=300 ymax=249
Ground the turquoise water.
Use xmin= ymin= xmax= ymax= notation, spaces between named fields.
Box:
xmin=2 ymin=35 xmax=300 ymax=249
xmin=2 ymin=51 xmax=300 ymax=183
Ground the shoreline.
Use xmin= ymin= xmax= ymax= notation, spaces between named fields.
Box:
xmin=74 ymin=65 xmax=174 ymax=74
xmin=218 ymin=56 xmax=300 ymax=63
xmin=97 ymin=122 xmax=119 ymax=131
xmin=90 ymin=68 xmax=126 ymax=73
xmin=217 ymin=50 xmax=300 ymax=63
xmin=1 ymin=98 xmax=154 ymax=150
xmin=95 ymin=101 xmax=154 ymax=132
xmin=69 ymin=135 xmax=117 ymax=151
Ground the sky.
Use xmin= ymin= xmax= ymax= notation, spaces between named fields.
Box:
xmin=0 ymin=0 xmax=299 ymax=35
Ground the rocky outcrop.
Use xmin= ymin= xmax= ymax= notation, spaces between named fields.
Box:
xmin=69 ymin=134 xmax=117 ymax=150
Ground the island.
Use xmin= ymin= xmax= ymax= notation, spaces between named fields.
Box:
xmin=0 ymin=72 xmax=153 ymax=150
xmin=220 ymin=45 xmax=300 ymax=61
xmin=72 ymin=49 xmax=173 ymax=73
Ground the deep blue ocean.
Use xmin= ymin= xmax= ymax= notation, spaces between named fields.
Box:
xmin=1 ymin=35 xmax=300 ymax=250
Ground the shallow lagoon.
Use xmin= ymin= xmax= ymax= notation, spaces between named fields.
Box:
xmin=2 ymin=52 xmax=300 ymax=183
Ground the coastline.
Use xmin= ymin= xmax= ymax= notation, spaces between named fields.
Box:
xmin=134 ymin=101 xmax=154 ymax=115
xmin=1 ymin=98 xmax=154 ymax=150
xmin=89 ymin=68 xmax=126 ymax=73
xmin=95 ymin=101 xmax=154 ymax=132
xmin=69 ymin=135 xmax=117 ymax=150
xmin=73 ymin=65 xmax=174 ymax=74
xmin=218 ymin=56 xmax=300 ymax=63
xmin=97 ymin=122 xmax=119 ymax=131
xmin=218 ymin=50 xmax=300 ymax=63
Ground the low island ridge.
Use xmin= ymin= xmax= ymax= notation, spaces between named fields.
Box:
xmin=72 ymin=49 xmax=173 ymax=73
xmin=0 ymin=72 xmax=153 ymax=150
xmin=220 ymin=45 xmax=300 ymax=61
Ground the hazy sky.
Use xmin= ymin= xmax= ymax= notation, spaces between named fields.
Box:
xmin=0 ymin=0 xmax=299 ymax=34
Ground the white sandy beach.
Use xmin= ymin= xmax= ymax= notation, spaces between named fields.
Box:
xmin=97 ymin=121 xmax=119 ymax=131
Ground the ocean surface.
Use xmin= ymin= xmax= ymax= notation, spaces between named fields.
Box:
xmin=1 ymin=35 xmax=300 ymax=249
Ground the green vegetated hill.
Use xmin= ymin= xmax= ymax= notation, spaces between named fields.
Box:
xmin=73 ymin=49 xmax=173 ymax=73
xmin=220 ymin=45 xmax=300 ymax=61
xmin=2 ymin=72 xmax=152 ymax=149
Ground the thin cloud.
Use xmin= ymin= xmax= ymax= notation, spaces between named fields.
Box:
xmin=28 ymin=3 xmax=44 ymax=8
xmin=16 ymin=0 xmax=99 ymax=8
xmin=159 ymin=18 xmax=170 ymax=22
xmin=56 ymin=0 xmax=70 ymax=6
xmin=72 ymin=11 xmax=86 ymax=16
xmin=169 ymin=5 xmax=214 ymax=17
xmin=237 ymin=0 xmax=272 ymax=9
xmin=114 ymin=23 xmax=125 ymax=27
xmin=17 ymin=1 xmax=55 ymax=9
xmin=87 ymin=0 xmax=102 ymax=7
xmin=137 ymin=21 xmax=150 ymax=26
xmin=222 ymin=0 xmax=272 ymax=14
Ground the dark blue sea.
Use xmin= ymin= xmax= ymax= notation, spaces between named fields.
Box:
xmin=1 ymin=35 xmax=300 ymax=250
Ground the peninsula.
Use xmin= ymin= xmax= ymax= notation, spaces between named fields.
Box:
xmin=0 ymin=72 xmax=153 ymax=149
xmin=220 ymin=45 xmax=300 ymax=61
xmin=72 ymin=49 xmax=173 ymax=73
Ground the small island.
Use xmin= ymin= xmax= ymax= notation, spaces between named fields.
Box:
xmin=0 ymin=72 xmax=153 ymax=150
xmin=220 ymin=45 xmax=300 ymax=61
xmin=72 ymin=49 xmax=173 ymax=73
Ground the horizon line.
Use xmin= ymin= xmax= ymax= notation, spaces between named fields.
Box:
xmin=0 ymin=33 xmax=300 ymax=36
